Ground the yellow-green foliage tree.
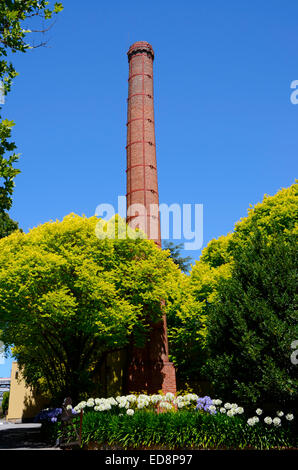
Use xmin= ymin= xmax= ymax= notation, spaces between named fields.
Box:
xmin=0 ymin=214 xmax=180 ymax=403
xmin=167 ymin=234 xmax=233 ymax=387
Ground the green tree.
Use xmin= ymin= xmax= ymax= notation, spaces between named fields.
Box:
xmin=203 ymin=182 xmax=298 ymax=407
xmin=0 ymin=214 xmax=180 ymax=403
xmin=0 ymin=118 xmax=20 ymax=237
xmin=162 ymin=241 xmax=192 ymax=273
xmin=0 ymin=207 xmax=18 ymax=238
xmin=0 ymin=1 xmax=63 ymax=237
xmin=1 ymin=391 xmax=9 ymax=414
xmin=166 ymin=234 xmax=232 ymax=387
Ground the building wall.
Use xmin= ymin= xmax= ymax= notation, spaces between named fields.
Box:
xmin=7 ymin=362 xmax=49 ymax=423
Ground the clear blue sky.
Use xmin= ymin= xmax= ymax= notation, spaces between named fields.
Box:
xmin=1 ymin=0 xmax=297 ymax=376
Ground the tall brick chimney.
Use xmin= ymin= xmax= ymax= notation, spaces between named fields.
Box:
xmin=125 ymin=41 xmax=176 ymax=394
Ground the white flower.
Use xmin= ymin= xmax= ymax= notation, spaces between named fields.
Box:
xmin=273 ymin=417 xmax=281 ymax=427
xmin=137 ymin=401 xmax=145 ymax=409
xmin=227 ymin=409 xmax=235 ymax=417
xmin=235 ymin=407 xmax=244 ymax=414
xmin=107 ymin=397 xmax=117 ymax=406
xmin=183 ymin=394 xmax=198 ymax=402
xmin=165 ymin=392 xmax=175 ymax=402
xmin=220 ymin=407 xmax=226 ymax=414
xmin=151 ymin=394 xmax=161 ymax=404
xmin=137 ymin=395 xmax=150 ymax=408
xmin=116 ymin=396 xmax=126 ymax=403
xmin=126 ymin=395 xmax=137 ymax=403
xmin=118 ymin=401 xmax=127 ymax=408
xmin=126 ymin=409 xmax=134 ymax=416
xmin=264 ymin=417 xmax=272 ymax=425
xmin=77 ymin=401 xmax=87 ymax=410
xmin=138 ymin=394 xmax=148 ymax=401
xmin=247 ymin=416 xmax=259 ymax=426
xmin=247 ymin=418 xmax=255 ymax=426
xmin=138 ymin=398 xmax=150 ymax=408
xmin=209 ymin=405 xmax=217 ymax=412
xmin=213 ymin=399 xmax=222 ymax=406
xmin=174 ymin=396 xmax=184 ymax=405
xmin=159 ymin=401 xmax=172 ymax=411
xmin=286 ymin=414 xmax=294 ymax=421
xmin=189 ymin=394 xmax=199 ymax=401
xmin=276 ymin=411 xmax=284 ymax=417
xmin=224 ymin=403 xmax=232 ymax=409
xmin=231 ymin=403 xmax=238 ymax=409
xmin=255 ymin=408 xmax=263 ymax=416
xmin=95 ymin=405 xmax=105 ymax=412
xmin=66 ymin=404 xmax=72 ymax=410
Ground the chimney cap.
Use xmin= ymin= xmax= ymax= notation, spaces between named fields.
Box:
xmin=127 ymin=41 xmax=154 ymax=60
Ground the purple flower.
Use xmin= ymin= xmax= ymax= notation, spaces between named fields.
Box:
xmin=196 ymin=396 xmax=214 ymax=414
xmin=34 ymin=407 xmax=62 ymax=423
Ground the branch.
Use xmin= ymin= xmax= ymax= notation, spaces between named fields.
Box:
xmin=29 ymin=19 xmax=57 ymax=34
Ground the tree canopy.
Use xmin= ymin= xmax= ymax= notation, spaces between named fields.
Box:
xmin=0 ymin=214 xmax=180 ymax=402
xmin=166 ymin=234 xmax=232 ymax=388
xmin=167 ymin=182 xmax=298 ymax=403
xmin=203 ymin=182 xmax=298 ymax=407
xmin=162 ymin=241 xmax=192 ymax=273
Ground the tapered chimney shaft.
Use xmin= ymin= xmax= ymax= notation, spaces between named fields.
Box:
xmin=126 ymin=41 xmax=161 ymax=244
xmin=126 ymin=42 xmax=176 ymax=394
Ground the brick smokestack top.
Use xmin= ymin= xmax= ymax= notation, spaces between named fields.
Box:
xmin=126 ymin=41 xmax=160 ymax=245
xmin=126 ymin=42 xmax=176 ymax=394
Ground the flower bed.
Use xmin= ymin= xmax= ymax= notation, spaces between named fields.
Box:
xmin=38 ymin=394 xmax=297 ymax=450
